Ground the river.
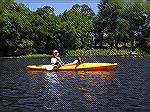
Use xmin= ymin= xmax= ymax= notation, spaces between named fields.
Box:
xmin=0 ymin=56 xmax=150 ymax=112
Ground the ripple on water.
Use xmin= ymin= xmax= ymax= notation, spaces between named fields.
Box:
xmin=0 ymin=56 xmax=150 ymax=112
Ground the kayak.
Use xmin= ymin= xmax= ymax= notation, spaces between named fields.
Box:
xmin=26 ymin=63 xmax=117 ymax=71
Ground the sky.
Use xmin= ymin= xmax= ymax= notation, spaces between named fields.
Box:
xmin=15 ymin=0 xmax=100 ymax=15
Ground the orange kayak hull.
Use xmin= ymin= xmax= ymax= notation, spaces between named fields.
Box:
xmin=26 ymin=63 xmax=117 ymax=71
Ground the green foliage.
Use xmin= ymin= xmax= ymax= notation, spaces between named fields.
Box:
xmin=0 ymin=1 xmax=34 ymax=56
xmin=95 ymin=1 xmax=150 ymax=53
xmin=16 ymin=39 xmax=35 ymax=55
xmin=59 ymin=8 xmax=94 ymax=50
xmin=19 ymin=54 xmax=49 ymax=58
xmin=36 ymin=6 xmax=54 ymax=15
xmin=71 ymin=4 xmax=95 ymax=20
xmin=0 ymin=0 xmax=149 ymax=56
xmin=67 ymin=48 xmax=129 ymax=56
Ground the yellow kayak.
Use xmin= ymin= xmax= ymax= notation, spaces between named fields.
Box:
xmin=26 ymin=63 xmax=117 ymax=71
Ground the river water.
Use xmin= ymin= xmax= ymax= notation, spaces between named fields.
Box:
xmin=0 ymin=56 xmax=150 ymax=112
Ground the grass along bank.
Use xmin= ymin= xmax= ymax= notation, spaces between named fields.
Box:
xmin=18 ymin=49 xmax=128 ymax=58
xmin=19 ymin=54 xmax=49 ymax=58
xmin=66 ymin=48 xmax=145 ymax=56
xmin=10 ymin=48 xmax=147 ymax=58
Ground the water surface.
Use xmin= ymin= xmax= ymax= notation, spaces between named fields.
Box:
xmin=0 ymin=56 xmax=150 ymax=112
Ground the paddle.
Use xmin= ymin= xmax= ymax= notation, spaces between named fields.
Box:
xmin=46 ymin=56 xmax=84 ymax=71
xmin=45 ymin=65 xmax=55 ymax=71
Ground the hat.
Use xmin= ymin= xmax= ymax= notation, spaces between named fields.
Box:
xmin=53 ymin=50 xmax=58 ymax=53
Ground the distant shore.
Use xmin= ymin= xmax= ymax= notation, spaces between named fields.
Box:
xmin=0 ymin=49 xmax=149 ymax=59
xmin=66 ymin=48 xmax=149 ymax=57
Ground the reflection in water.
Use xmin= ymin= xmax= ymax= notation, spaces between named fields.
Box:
xmin=42 ymin=71 xmax=115 ymax=110
xmin=77 ymin=71 xmax=114 ymax=80
xmin=1 ymin=56 xmax=149 ymax=111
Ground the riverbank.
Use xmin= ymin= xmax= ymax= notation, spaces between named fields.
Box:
xmin=0 ymin=49 xmax=149 ymax=58
xmin=67 ymin=48 xmax=150 ymax=57
xmin=0 ymin=54 xmax=49 ymax=59
xmin=67 ymin=49 xmax=130 ymax=56
xmin=19 ymin=54 xmax=49 ymax=58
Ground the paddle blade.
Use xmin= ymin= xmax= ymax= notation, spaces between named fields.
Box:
xmin=46 ymin=65 xmax=54 ymax=71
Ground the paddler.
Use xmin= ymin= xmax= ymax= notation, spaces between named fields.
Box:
xmin=51 ymin=50 xmax=64 ymax=67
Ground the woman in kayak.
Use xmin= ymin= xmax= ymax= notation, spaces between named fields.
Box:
xmin=51 ymin=50 xmax=64 ymax=67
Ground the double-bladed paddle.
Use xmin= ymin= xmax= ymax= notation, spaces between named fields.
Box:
xmin=45 ymin=65 xmax=55 ymax=71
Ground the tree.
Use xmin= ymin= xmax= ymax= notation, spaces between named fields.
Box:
xmin=94 ymin=3 xmax=120 ymax=47
xmin=95 ymin=0 xmax=150 ymax=52
xmin=71 ymin=4 xmax=95 ymax=20
xmin=0 ymin=0 xmax=35 ymax=56
xmin=59 ymin=8 xmax=94 ymax=50
xmin=36 ymin=6 xmax=54 ymax=16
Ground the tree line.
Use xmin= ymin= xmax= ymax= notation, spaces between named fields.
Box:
xmin=0 ymin=0 xmax=150 ymax=56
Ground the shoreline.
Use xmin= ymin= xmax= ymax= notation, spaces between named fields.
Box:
xmin=0 ymin=54 xmax=149 ymax=59
xmin=0 ymin=49 xmax=149 ymax=59
xmin=0 ymin=55 xmax=149 ymax=59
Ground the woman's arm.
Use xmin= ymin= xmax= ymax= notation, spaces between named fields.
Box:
xmin=57 ymin=57 xmax=64 ymax=65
